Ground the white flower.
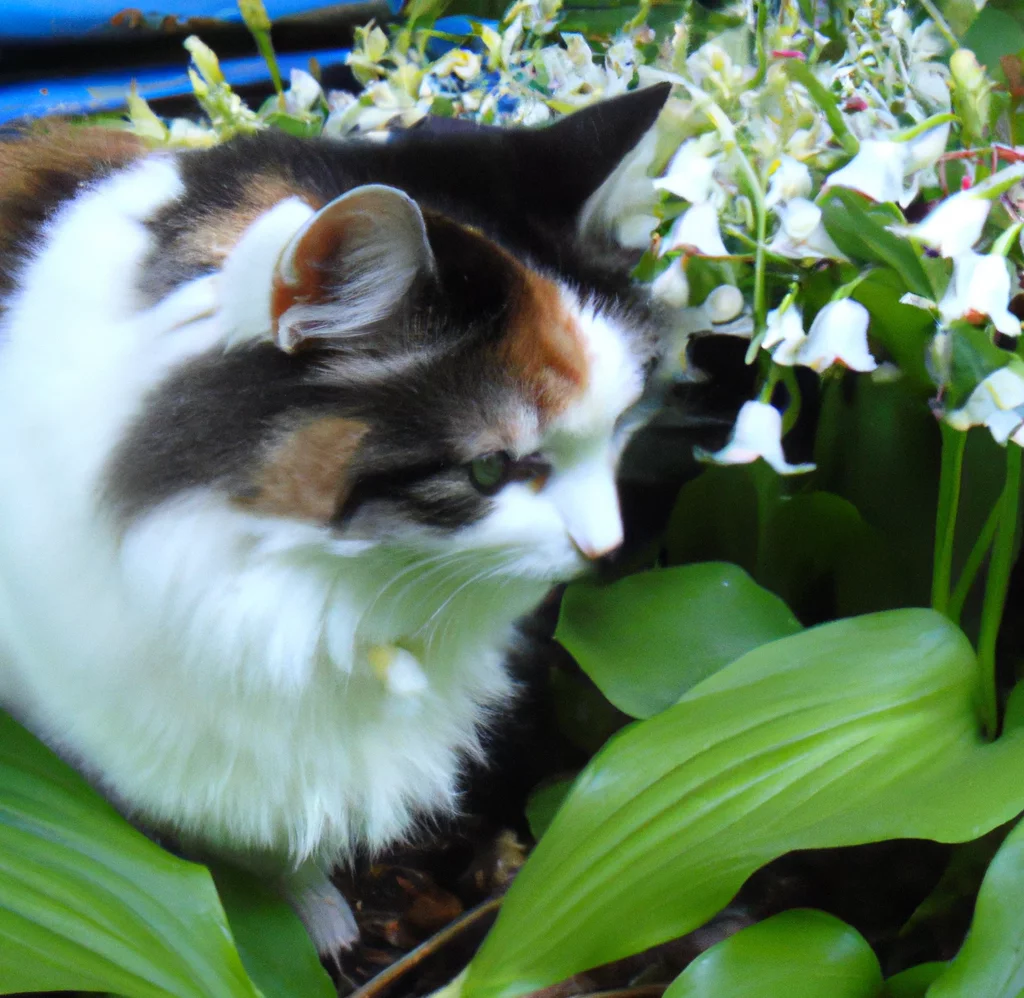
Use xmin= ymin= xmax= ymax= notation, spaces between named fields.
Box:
xmin=697 ymin=401 xmax=816 ymax=475
xmin=940 ymin=251 xmax=1021 ymax=336
xmin=947 ymin=368 xmax=1024 ymax=443
xmin=797 ymin=299 xmax=877 ymax=373
xmin=662 ymin=202 xmax=729 ymax=257
xmin=765 ymin=155 xmax=813 ymax=209
xmin=826 ymin=140 xmax=908 ymax=204
xmin=889 ymin=190 xmax=991 ymax=257
xmin=887 ymin=6 xmax=912 ymax=39
xmin=904 ymin=121 xmax=950 ymax=174
xmin=654 ymin=134 xmax=720 ymax=204
xmin=651 ymin=260 xmax=689 ymax=307
xmin=705 ymin=285 xmax=744 ymax=323
xmin=763 ymin=304 xmax=807 ymax=366
xmin=768 ymin=198 xmax=847 ymax=261
xmin=616 ymin=214 xmax=659 ymax=249
xmin=283 ymin=68 xmax=323 ymax=114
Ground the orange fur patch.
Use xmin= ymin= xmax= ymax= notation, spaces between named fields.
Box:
xmin=503 ymin=269 xmax=588 ymax=419
xmin=237 ymin=416 xmax=369 ymax=522
xmin=0 ymin=125 xmax=146 ymax=286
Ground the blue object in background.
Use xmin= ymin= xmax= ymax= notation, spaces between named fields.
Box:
xmin=0 ymin=47 xmax=352 ymax=124
xmin=2 ymin=0 xmax=401 ymax=41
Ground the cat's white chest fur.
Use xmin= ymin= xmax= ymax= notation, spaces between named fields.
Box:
xmin=0 ymin=158 xmax=548 ymax=864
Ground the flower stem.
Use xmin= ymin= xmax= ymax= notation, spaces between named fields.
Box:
xmin=917 ymin=0 xmax=960 ymax=50
xmin=932 ymin=424 xmax=966 ymax=618
xmin=750 ymin=0 xmax=768 ymax=89
xmin=948 ymin=499 xmax=1000 ymax=625
xmin=977 ymin=445 xmax=1022 ymax=739
xmin=780 ymin=366 xmax=802 ymax=435
xmin=732 ymin=148 xmax=768 ymax=363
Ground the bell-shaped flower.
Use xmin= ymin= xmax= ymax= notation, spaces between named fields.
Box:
xmin=662 ymin=201 xmax=729 ymax=257
xmin=946 ymin=368 xmax=1024 ymax=443
xmin=697 ymin=401 xmax=816 ymax=475
xmin=796 ymin=299 xmax=877 ymax=373
xmin=651 ymin=259 xmax=690 ymax=307
xmin=889 ymin=189 xmax=991 ymax=257
xmin=768 ymin=198 xmax=847 ymax=261
xmin=763 ymin=303 xmax=807 ymax=366
xmin=705 ymin=285 xmax=744 ymax=323
xmin=283 ymin=68 xmax=323 ymax=114
xmin=904 ymin=121 xmax=950 ymax=174
xmin=654 ymin=134 xmax=721 ymax=204
xmin=765 ymin=155 xmax=813 ymax=209
xmin=939 ymin=251 xmax=1021 ymax=336
xmin=825 ymin=140 xmax=908 ymax=204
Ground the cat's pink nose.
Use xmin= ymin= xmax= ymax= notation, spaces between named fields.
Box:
xmin=572 ymin=531 xmax=624 ymax=561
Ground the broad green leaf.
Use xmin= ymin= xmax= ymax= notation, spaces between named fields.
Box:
xmin=850 ymin=268 xmax=936 ymax=389
xmin=0 ymin=711 xmax=259 ymax=998
xmin=926 ymin=817 xmax=1024 ymax=997
xmin=665 ymin=465 xmax=763 ymax=575
xmin=525 ymin=778 xmax=575 ymax=842
xmin=813 ymin=377 xmax=940 ymax=609
xmin=947 ymin=322 xmax=1015 ymax=409
xmin=556 ymin=563 xmax=801 ymax=718
xmin=463 ymin=610 xmax=1024 ymax=998
xmin=820 ymin=190 xmax=933 ymax=298
xmin=884 ymin=964 xmax=947 ymax=998
xmin=757 ymin=492 xmax=908 ymax=622
xmin=212 ymin=865 xmax=335 ymax=998
xmin=665 ymin=909 xmax=882 ymax=998
xmin=963 ymin=6 xmax=1024 ymax=74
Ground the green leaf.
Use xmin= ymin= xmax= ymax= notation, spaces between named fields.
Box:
xmin=212 ymin=865 xmax=335 ymax=998
xmin=883 ymin=964 xmax=947 ymax=998
xmin=757 ymin=492 xmax=909 ymax=621
xmin=665 ymin=465 xmax=762 ymax=576
xmin=525 ymin=779 xmax=575 ymax=842
xmin=850 ymin=268 xmax=937 ymax=389
xmin=463 ymin=610 xmax=1024 ymax=998
xmin=556 ymin=563 xmax=801 ymax=719
xmin=0 ymin=712 xmax=260 ymax=998
xmin=963 ymin=6 xmax=1024 ymax=74
xmin=820 ymin=190 xmax=934 ymax=298
xmin=926 ymin=817 xmax=1024 ymax=997
xmin=781 ymin=61 xmax=859 ymax=155
xmin=665 ymin=909 xmax=883 ymax=998
xmin=261 ymin=111 xmax=324 ymax=138
xmin=947 ymin=322 xmax=1015 ymax=409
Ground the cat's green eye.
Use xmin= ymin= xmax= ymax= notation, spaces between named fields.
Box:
xmin=469 ymin=452 xmax=512 ymax=495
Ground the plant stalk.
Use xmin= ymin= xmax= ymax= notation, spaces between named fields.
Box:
xmin=932 ymin=424 xmax=966 ymax=617
xmin=948 ymin=500 xmax=1001 ymax=625
xmin=977 ymin=446 xmax=1022 ymax=739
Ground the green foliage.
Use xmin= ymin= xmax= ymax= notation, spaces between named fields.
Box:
xmin=0 ymin=711 xmax=328 ymax=998
xmin=463 ymin=610 xmax=1024 ymax=998
xmin=664 ymin=910 xmax=883 ymax=998
xmin=0 ymin=713 xmax=257 ymax=997
xmin=556 ymin=563 xmax=801 ymax=718
xmin=925 ymin=817 xmax=1024 ymax=997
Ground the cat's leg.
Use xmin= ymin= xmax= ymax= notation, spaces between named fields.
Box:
xmin=281 ymin=861 xmax=360 ymax=957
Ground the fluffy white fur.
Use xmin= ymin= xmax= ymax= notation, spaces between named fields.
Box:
xmin=0 ymin=157 xmax=644 ymax=884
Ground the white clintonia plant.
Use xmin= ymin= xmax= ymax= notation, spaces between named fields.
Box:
xmin=127 ymin=0 xmax=1024 ymax=474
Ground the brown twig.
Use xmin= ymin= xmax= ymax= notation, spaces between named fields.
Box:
xmin=349 ymin=896 xmax=503 ymax=998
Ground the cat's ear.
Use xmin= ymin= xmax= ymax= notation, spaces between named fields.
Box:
xmin=271 ymin=184 xmax=435 ymax=352
xmin=518 ymin=82 xmax=672 ymax=220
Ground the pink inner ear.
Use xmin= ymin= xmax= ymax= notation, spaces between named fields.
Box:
xmin=271 ymin=214 xmax=349 ymax=337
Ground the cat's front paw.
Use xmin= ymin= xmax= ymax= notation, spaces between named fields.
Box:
xmin=282 ymin=864 xmax=360 ymax=961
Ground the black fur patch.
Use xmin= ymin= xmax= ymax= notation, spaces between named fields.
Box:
xmin=109 ymin=86 xmax=671 ymax=530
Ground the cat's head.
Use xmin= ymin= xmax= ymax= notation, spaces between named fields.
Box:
xmin=111 ymin=83 xmax=672 ymax=583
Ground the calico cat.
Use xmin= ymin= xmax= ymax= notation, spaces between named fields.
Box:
xmin=0 ymin=82 xmax=670 ymax=955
